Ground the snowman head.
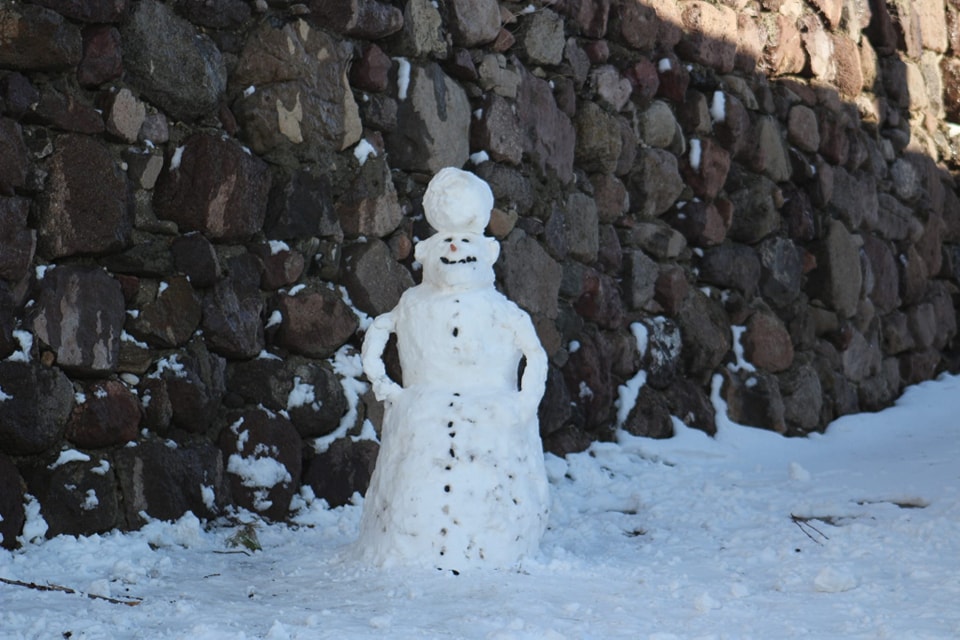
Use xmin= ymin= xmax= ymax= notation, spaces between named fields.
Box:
xmin=416 ymin=168 xmax=499 ymax=291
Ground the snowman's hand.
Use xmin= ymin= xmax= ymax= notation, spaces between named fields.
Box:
xmin=373 ymin=379 xmax=403 ymax=404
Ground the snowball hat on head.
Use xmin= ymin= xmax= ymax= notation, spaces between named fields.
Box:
xmin=422 ymin=167 xmax=493 ymax=234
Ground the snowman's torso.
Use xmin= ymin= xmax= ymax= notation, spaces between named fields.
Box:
xmin=356 ymin=284 xmax=549 ymax=570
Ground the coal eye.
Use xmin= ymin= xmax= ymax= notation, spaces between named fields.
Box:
xmin=461 ymin=237 xmax=470 ymax=242
xmin=443 ymin=237 xmax=453 ymax=242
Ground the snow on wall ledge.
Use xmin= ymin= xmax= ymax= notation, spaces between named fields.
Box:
xmin=0 ymin=0 xmax=959 ymax=545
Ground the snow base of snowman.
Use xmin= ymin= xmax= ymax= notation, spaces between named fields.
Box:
xmin=354 ymin=168 xmax=550 ymax=572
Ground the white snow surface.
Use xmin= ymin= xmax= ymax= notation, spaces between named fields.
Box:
xmin=2 ymin=374 xmax=960 ymax=638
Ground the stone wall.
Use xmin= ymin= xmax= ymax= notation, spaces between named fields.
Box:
xmin=1 ymin=0 xmax=958 ymax=546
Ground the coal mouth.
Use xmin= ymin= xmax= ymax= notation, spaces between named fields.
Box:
xmin=440 ymin=256 xmax=478 ymax=265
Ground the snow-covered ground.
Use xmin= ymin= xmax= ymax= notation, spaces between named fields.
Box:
xmin=2 ymin=373 xmax=959 ymax=639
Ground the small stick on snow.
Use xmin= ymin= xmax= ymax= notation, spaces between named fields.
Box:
xmin=0 ymin=576 xmax=143 ymax=606
xmin=790 ymin=514 xmax=830 ymax=544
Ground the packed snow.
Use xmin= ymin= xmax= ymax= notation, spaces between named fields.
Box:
xmin=2 ymin=373 xmax=958 ymax=638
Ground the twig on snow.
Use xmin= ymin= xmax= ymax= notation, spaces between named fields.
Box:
xmin=790 ymin=514 xmax=830 ymax=544
xmin=0 ymin=576 xmax=142 ymax=607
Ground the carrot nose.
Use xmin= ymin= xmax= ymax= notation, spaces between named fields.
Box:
xmin=449 ymin=243 xmax=457 ymax=252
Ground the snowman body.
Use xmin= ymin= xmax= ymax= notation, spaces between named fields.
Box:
xmin=356 ymin=168 xmax=549 ymax=571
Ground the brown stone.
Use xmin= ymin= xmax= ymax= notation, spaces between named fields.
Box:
xmin=742 ymin=311 xmax=794 ymax=373
xmin=308 ymin=0 xmax=403 ymax=39
xmin=0 ymin=4 xmax=82 ymax=71
xmin=274 ymin=287 xmax=359 ymax=359
xmin=0 ymin=196 xmax=36 ymax=282
xmin=350 ymin=44 xmax=392 ymax=93
xmin=66 ymin=380 xmax=141 ymax=449
xmin=77 ymin=25 xmax=122 ymax=87
xmin=676 ymin=1 xmax=737 ymax=73
xmin=303 ymin=438 xmax=380 ymax=507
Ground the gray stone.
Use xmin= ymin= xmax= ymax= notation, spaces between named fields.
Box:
xmin=395 ymin=0 xmax=446 ymax=57
xmin=31 ymin=265 xmax=125 ymax=375
xmin=574 ymin=101 xmax=623 ymax=174
xmin=144 ymin=340 xmax=226 ymax=435
xmin=808 ymin=219 xmax=863 ymax=318
xmin=778 ymin=362 xmax=823 ymax=434
xmin=841 ymin=327 xmax=881 ymax=382
xmin=620 ymin=221 xmax=687 ymax=260
xmin=0 ymin=361 xmax=73 ymax=456
xmin=625 ymin=148 xmax=684 ymax=218
xmin=172 ymin=233 xmax=221 ymax=289
xmin=564 ymin=192 xmax=600 ymax=264
xmin=114 ymin=437 xmax=228 ymax=528
xmin=758 ymin=236 xmax=803 ymax=307
xmin=266 ymin=170 xmax=342 ymax=242
xmin=472 ymin=93 xmax=524 ymax=165
xmin=874 ymin=193 xmax=923 ymax=241
xmin=341 ymin=238 xmax=415 ymax=317
xmin=497 ymin=230 xmax=562 ymax=319
xmin=677 ymin=288 xmax=732 ymax=379
xmin=786 ymin=104 xmax=820 ymax=152
xmin=831 ymin=168 xmax=878 ymax=230
xmin=308 ymin=0 xmax=403 ymax=39
xmin=698 ymin=242 xmax=762 ymax=295
xmin=520 ymin=8 xmax=565 ymax=65
xmin=336 ymin=155 xmax=403 ymax=238
xmin=202 ymin=253 xmax=265 ymax=360
xmin=231 ymin=19 xmax=362 ymax=158
xmin=448 ymin=0 xmax=501 ymax=47
xmin=121 ymin=0 xmax=226 ymax=121
xmin=749 ymin=115 xmax=792 ymax=183
xmin=590 ymin=65 xmax=633 ymax=112
xmin=642 ymin=316 xmax=683 ymax=389
xmin=385 ymin=62 xmax=470 ymax=173
xmin=861 ymin=234 xmax=900 ymax=313
xmin=727 ymin=175 xmax=781 ymax=245
xmin=516 ymin=65 xmax=576 ymax=183
xmin=638 ymin=100 xmax=678 ymax=148
xmin=127 ymin=276 xmax=202 ymax=349
xmin=104 ymin=88 xmax=146 ymax=144
xmin=623 ymin=250 xmax=658 ymax=310
xmin=621 ymin=385 xmax=674 ymax=438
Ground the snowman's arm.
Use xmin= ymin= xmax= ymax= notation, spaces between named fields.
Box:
xmin=514 ymin=310 xmax=548 ymax=416
xmin=361 ymin=312 xmax=403 ymax=402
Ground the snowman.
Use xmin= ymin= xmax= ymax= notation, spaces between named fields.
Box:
xmin=357 ymin=167 xmax=550 ymax=571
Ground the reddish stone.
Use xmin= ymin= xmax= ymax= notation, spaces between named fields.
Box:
xmin=66 ymin=380 xmax=141 ymax=449
xmin=127 ymin=276 xmax=202 ymax=349
xmin=0 ymin=120 xmax=28 ymax=197
xmin=491 ymin=27 xmax=516 ymax=53
xmin=682 ymin=137 xmax=730 ymax=199
xmin=0 ymin=4 xmax=82 ymax=71
xmin=350 ymin=44 xmax=392 ymax=93
xmin=623 ymin=59 xmax=659 ymax=104
xmin=308 ymin=0 xmax=403 ymax=39
xmin=832 ymin=33 xmax=863 ymax=98
xmin=763 ymin=14 xmax=805 ymax=76
xmin=275 ymin=287 xmax=359 ymax=359
xmin=664 ymin=199 xmax=728 ymax=247
xmin=583 ymin=39 xmax=610 ymax=64
xmin=655 ymin=54 xmax=689 ymax=103
xmin=743 ymin=312 xmax=794 ymax=373
xmin=77 ymin=25 xmax=122 ymax=87
xmin=251 ymin=243 xmax=306 ymax=291
xmin=654 ymin=265 xmax=689 ymax=316
xmin=560 ymin=0 xmax=610 ymax=38
xmin=573 ymin=268 xmax=625 ymax=329
xmin=30 ymin=83 xmax=105 ymax=134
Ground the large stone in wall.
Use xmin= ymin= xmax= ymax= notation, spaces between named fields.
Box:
xmin=37 ymin=134 xmax=130 ymax=260
xmin=779 ymin=362 xmax=824 ymax=434
xmin=273 ymin=287 xmax=359 ymax=359
xmin=266 ymin=170 xmax=342 ymax=241
xmin=154 ymin=133 xmax=271 ymax=241
xmin=562 ymin=327 xmax=614 ymax=432
xmin=472 ymin=93 xmax=524 ymax=165
xmin=0 ymin=4 xmax=82 ymax=70
xmin=202 ymin=253 xmax=264 ymax=360
xmin=66 ymin=379 xmax=141 ymax=449
xmin=727 ymin=174 xmax=780 ymax=245
xmin=336 ymin=155 xmax=403 ymax=238
xmin=574 ymin=101 xmax=623 ymax=174
xmin=126 ymin=276 xmax=202 ymax=349
xmin=447 ymin=0 xmax=501 ymax=47
xmin=626 ymin=148 xmax=684 ymax=218
xmin=231 ymin=19 xmax=362 ymax=158
xmin=120 ymin=0 xmax=226 ymax=121
xmin=698 ymin=242 xmax=761 ymax=295
xmin=742 ymin=311 xmax=794 ymax=373
xmin=757 ymin=236 xmax=803 ymax=308
xmin=22 ymin=455 xmax=120 ymax=538
xmin=31 ymin=265 xmax=125 ymax=375
xmin=114 ymin=437 xmax=228 ymax=528
xmin=676 ymin=0 xmax=737 ymax=73
xmin=723 ymin=369 xmax=786 ymax=433
xmin=143 ymin=340 xmax=226 ymax=434
xmin=77 ymin=25 xmax=123 ymax=88
xmin=220 ymin=408 xmax=302 ymax=522
xmin=808 ymin=219 xmax=863 ymax=319
xmin=341 ymin=239 xmax=414 ymax=317
xmin=303 ymin=437 xmax=379 ymax=507
xmin=385 ymin=61 xmax=470 ymax=173
xmin=498 ymin=229 xmax=563 ymax=319
xmin=31 ymin=0 xmax=126 ymax=23
xmin=677 ymin=288 xmax=731 ymax=380
xmin=0 ymin=197 xmax=36 ymax=283
xmin=227 ymin=356 xmax=347 ymax=439
xmin=861 ymin=233 xmax=900 ymax=314
xmin=0 ymin=361 xmax=73 ymax=456
xmin=831 ymin=167 xmax=878 ymax=229
xmin=515 ymin=64 xmax=576 ymax=183
xmin=0 ymin=119 xmax=28 ymax=196
xmin=308 ymin=0 xmax=403 ymax=39
xmin=170 ymin=0 xmax=250 ymax=29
